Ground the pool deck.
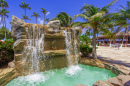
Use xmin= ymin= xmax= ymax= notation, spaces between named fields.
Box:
xmin=90 ymin=46 xmax=130 ymax=67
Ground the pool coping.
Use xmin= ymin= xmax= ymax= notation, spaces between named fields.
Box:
xmin=80 ymin=57 xmax=130 ymax=86
xmin=0 ymin=57 xmax=130 ymax=86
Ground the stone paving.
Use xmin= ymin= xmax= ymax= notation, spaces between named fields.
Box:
xmin=96 ymin=46 xmax=130 ymax=67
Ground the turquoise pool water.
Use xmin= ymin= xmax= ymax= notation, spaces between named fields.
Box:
xmin=6 ymin=64 xmax=116 ymax=86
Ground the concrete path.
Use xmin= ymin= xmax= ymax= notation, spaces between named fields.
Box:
xmin=94 ymin=46 xmax=130 ymax=67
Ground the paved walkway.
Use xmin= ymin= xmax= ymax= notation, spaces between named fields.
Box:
xmin=95 ymin=46 xmax=130 ymax=67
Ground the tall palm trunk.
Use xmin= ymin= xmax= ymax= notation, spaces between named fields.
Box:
xmin=3 ymin=15 xmax=4 ymax=27
xmin=1 ymin=3 xmax=3 ymax=24
xmin=4 ymin=15 xmax=6 ymax=39
xmin=25 ymin=8 xmax=26 ymax=22
xmin=36 ymin=17 xmax=37 ymax=24
xmin=92 ymin=28 xmax=97 ymax=59
xmin=97 ymin=33 xmax=98 ymax=45
xmin=44 ymin=14 xmax=45 ymax=24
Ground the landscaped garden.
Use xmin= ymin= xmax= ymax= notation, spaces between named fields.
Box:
xmin=0 ymin=0 xmax=130 ymax=86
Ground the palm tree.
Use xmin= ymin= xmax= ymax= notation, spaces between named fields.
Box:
xmin=0 ymin=0 xmax=8 ymax=25
xmin=41 ymin=8 xmax=48 ymax=24
xmin=0 ymin=9 xmax=9 ymax=39
xmin=0 ymin=0 xmax=5 ymax=24
xmin=45 ymin=18 xmax=49 ymax=23
xmin=0 ymin=0 xmax=9 ymax=39
xmin=22 ymin=15 xmax=31 ymax=22
xmin=71 ymin=22 xmax=93 ymax=38
xmin=31 ymin=12 xmax=40 ymax=24
xmin=115 ymin=1 xmax=130 ymax=47
xmin=19 ymin=2 xmax=31 ymax=22
xmin=101 ymin=28 xmax=116 ymax=47
xmin=100 ymin=13 xmax=120 ymax=47
xmin=3 ymin=9 xmax=9 ymax=39
xmin=53 ymin=12 xmax=73 ymax=27
xmin=74 ymin=0 xmax=117 ymax=59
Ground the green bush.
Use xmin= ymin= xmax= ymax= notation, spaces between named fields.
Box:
xmin=0 ymin=39 xmax=14 ymax=67
xmin=80 ymin=44 xmax=92 ymax=56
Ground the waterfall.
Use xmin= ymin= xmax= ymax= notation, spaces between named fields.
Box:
xmin=64 ymin=29 xmax=79 ymax=66
xmin=64 ymin=29 xmax=72 ymax=66
xmin=22 ymin=25 xmax=45 ymax=74
xmin=73 ymin=29 xmax=78 ymax=65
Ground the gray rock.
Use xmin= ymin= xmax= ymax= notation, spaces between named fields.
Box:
xmin=108 ymin=77 xmax=122 ymax=86
xmin=117 ymin=75 xmax=130 ymax=85
xmin=75 ymin=84 xmax=88 ymax=86
xmin=8 ymin=61 xmax=15 ymax=68
xmin=117 ymin=65 xmax=130 ymax=75
xmin=11 ymin=16 xmax=25 ymax=41
xmin=47 ymin=20 xmax=60 ymax=32
xmin=93 ymin=80 xmax=114 ymax=86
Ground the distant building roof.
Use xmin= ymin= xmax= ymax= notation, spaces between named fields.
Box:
xmin=91 ymin=31 xmax=130 ymax=39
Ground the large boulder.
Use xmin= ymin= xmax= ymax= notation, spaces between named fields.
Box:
xmin=47 ymin=20 xmax=61 ymax=32
xmin=93 ymin=80 xmax=114 ymax=86
xmin=117 ymin=75 xmax=130 ymax=85
xmin=11 ymin=16 xmax=25 ymax=41
xmin=108 ymin=77 xmax=122 ymax=86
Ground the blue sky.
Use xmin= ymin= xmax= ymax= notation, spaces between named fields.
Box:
xmin=1 ymin=0 xmax=128 ymax=31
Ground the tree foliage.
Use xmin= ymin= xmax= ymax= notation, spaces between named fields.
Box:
xmin=31 ymin=12 xmax=40 ymax=24
xmin=41 ymin=8 xmax=48 ymax=24
xmin=73 ymin=0 xmax=117 ymax=59
xmin=52 ymin=12 xmax=73 ymax=27
xmin=19 ymin=2 xmax=31 ymax=22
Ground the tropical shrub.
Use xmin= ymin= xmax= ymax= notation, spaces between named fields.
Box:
xmin=80 ymin=34 xmax=91 ymax=45
xmin=0 ymin=27 xmax=12 ymax=40
xmin=0 ymin=39 xmax=14 ymax=67
xmin=80 ymin=44 xmax=92 ymax=56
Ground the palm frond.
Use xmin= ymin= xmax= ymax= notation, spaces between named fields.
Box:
xmin=73 ymin=14 xmax=89 ymax=20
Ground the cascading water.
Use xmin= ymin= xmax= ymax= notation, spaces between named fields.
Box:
xmin=73 ymin=29 xmax=79 ymax=65
xmin=64 ymin=29 xmax=73 ymax=66
xmin=63 ymin=29 xmax=82 ymax=79
xmin=22 ymin=25 xmax=45 ymax=74
xmin=63 ymin=29 xmax=79 ymax=66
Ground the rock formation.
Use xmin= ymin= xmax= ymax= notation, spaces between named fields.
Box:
xmin=11 ymin=16 xmax=81 ymax=75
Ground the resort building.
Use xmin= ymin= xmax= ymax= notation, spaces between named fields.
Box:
xmin=96 ymin=31 xmax=130 ymax=47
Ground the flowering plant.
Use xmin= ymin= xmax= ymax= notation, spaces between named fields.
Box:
xmin=0 ymin=39 xmax=14 ymax=67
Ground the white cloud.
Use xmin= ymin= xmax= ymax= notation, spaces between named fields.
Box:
xmin=38 ymin=18 xmax=44 ymax=24
xmin=46 ymin=12 xmax=50 ymax=16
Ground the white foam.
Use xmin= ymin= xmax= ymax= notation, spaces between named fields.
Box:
xmin=65 ymin=65 xmax=82 ymax=76
xmin=24 ymin=73 xmax=48 ymax=83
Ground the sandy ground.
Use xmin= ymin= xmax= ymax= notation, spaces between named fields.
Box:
xmin=95 ymin=46 xmax=130 ymax=66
